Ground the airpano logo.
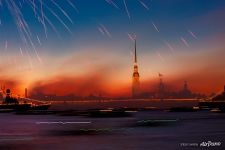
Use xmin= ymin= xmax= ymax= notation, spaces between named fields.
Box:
xmin=200 ymin=141 xmax=221 ymax=147
xmin=180 ymin=141 xmax=222 ymax=147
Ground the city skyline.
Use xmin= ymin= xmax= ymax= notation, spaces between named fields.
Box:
xmin=0 ymin=0 xmax=225 ymax=97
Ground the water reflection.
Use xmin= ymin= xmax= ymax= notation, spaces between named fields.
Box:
xmin=0 ymin=109 xmax=225 ymax=150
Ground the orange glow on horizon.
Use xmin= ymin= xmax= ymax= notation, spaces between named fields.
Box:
xmin=1 ymin=36 xmax=225 ymax=97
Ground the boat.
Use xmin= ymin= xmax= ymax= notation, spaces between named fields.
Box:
xmin=0 ymin=88 xmax=51 ymax=112
xmin=199 ymin=86 xmax=225 ymax=111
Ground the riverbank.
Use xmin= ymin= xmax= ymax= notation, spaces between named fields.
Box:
xmin=49 ymin=99 xmax=199 ymax=110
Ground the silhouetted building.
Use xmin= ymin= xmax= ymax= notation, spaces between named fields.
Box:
xmin=0 ymin=92 xmax=3 ymax=101
xmin=0 ymin=85 xmax=5 ymax=101
xmin=158 ymin=77 xmax=166 ymax=98
xmin=4 ymin=89 xmax=18 ymax=104
xmin=178 ymin=81 xmax=192 ymax=98
xmin=132 ymin=39 xmax=140 ymax=98
xmin=25 ymin=88 xmax=28 ymax=98
xmin=30 ymin=92 xmax=82 ymax=101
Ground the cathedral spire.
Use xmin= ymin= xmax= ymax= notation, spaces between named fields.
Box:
xmin=134 ymin=39 xmax=137 ymax=63
xmin=132 ymin=38 xmax=140 ymax=98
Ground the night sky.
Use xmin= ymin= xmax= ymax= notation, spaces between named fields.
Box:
xmin=0 ymin=0 xmax=225 ymax=97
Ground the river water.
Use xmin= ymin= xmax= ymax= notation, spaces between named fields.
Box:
xmin=0 ymin=110 xmax=225 ymax=150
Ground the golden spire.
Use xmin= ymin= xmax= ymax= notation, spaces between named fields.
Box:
xmin=132 ymin=38 xmax=140 ymax=98
xmin=134 ymin=39 xmax=137 ymax=63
